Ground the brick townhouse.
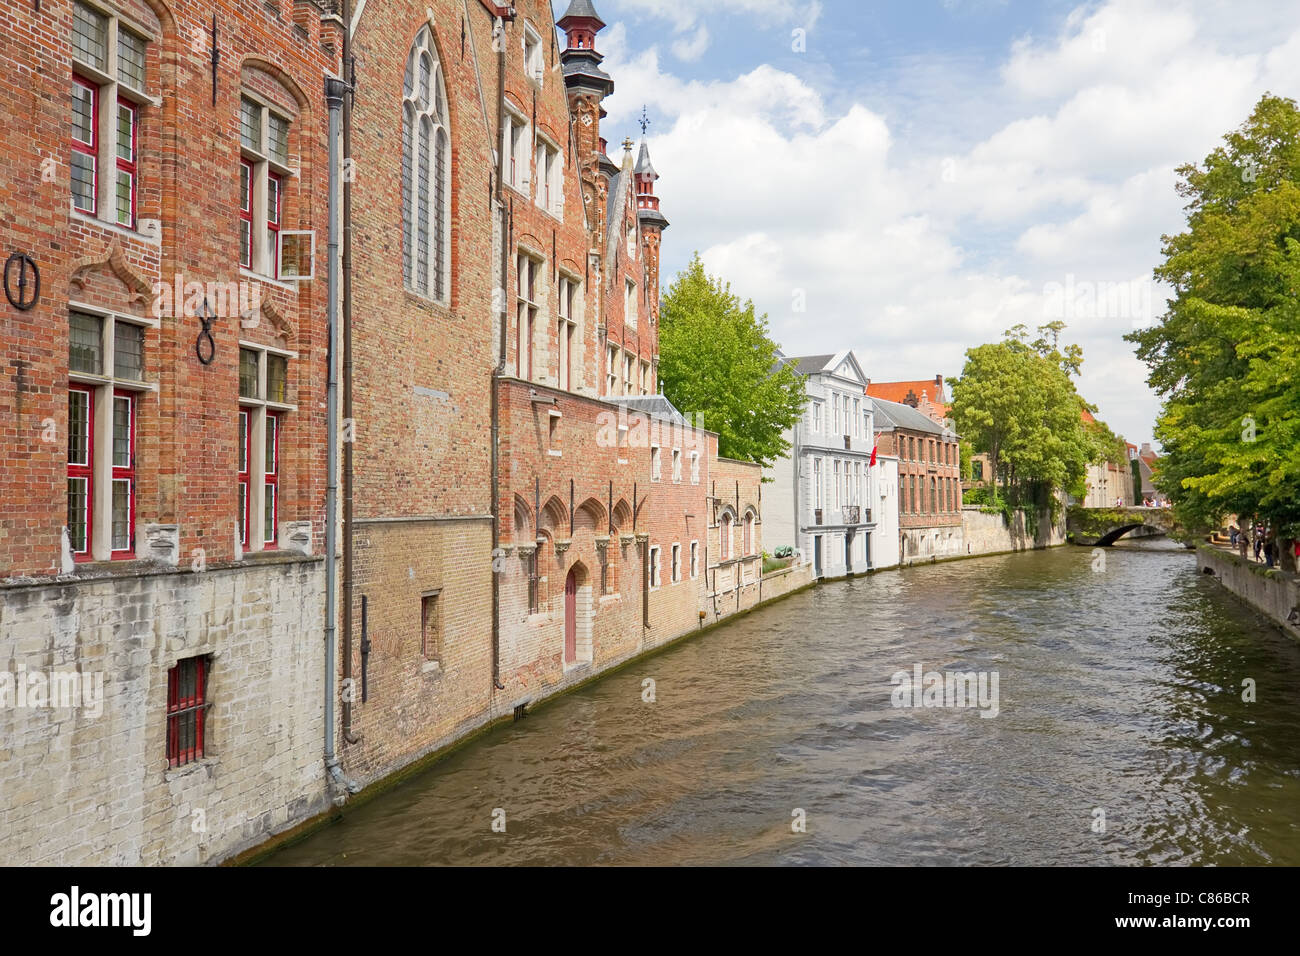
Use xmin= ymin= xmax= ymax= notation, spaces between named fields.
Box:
xmin=869 ymin=396 xmax=963 ymax=562
xmin=1 ymin=0 xmax=794 ymax=865
xmin=0 ymin=0 xmax=341 ymax=864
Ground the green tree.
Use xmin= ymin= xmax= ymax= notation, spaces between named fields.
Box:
xmin=658 ymin=254 xmax=807 ymax=466
xmin=1126 ymin=93 xmax=1300 ymax=568
xmin=951 ymin=324 xmax=1095 ymax=505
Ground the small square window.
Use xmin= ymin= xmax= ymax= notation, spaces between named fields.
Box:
xmin=239 ymin=348 xmax=260 ymax=399
xmin=69 ymin=312 xmax=103 ymax=374
xmin=117 ymin=28 xmax=147 ymax=92
xmin=72 ymin=2 xmax=108 ymax=72
xmin=240 ymin=97 xmax=262 ymax=152
xmin=266 ymin=354 xmax=288 ymax=404
xmin=267 ymin=113 xmax=290 ymax=166
xmin=113 ymin=322 xmax=144 ymax=380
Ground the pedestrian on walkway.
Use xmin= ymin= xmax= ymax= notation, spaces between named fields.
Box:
xmin=1230 ymin=525 xmax=1239 ymax=547
xmin=1254 ymin=525 xmax=1265 ymax=562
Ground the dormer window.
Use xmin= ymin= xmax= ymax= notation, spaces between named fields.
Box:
xmin=523 ymin=23 xmax=544 ymax=85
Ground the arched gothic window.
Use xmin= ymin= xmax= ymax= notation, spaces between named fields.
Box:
xmin=403 ymin=28 xmax=451 ymax=301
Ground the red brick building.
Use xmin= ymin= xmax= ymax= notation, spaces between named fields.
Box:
xmin=0 ymin=0 xmax=341 ymax=863
xmin=869 ymin=397 xmax=963 ymax=561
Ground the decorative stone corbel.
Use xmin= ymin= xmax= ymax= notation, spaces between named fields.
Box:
xmin=143 ymin=524 xmax=180 ymax=567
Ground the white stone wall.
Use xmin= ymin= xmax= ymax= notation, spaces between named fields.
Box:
xmin=0 ymin=558 xmax=329 ymax=865
xmin=960 ymin=504 xmax=1066 ymax=557
xmin=871 ymin=457 xmax=901 ymax=570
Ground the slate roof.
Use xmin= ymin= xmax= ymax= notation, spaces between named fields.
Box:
xmin=609 ymin=394 xmax=689 ymax=426
xmin=869 ymin=396 xmax=950 ymax=437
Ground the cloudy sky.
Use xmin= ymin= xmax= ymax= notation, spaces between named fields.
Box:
xmin=552 ymin=0 xmax=1300 ymax=447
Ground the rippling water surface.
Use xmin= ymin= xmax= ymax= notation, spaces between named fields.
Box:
xmin=269 ymin=543 xmax=1300 ymax=865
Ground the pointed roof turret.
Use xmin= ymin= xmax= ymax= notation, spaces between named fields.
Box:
xmin=558 ymin=0 xmax=605 ymax=31
xmin=634 ymin=138 xmax=668 ymax=231
xmin=559 ymin=0 xmax=613 ymax=97
xmin=635 ymin=141 xmax=658 ymax=179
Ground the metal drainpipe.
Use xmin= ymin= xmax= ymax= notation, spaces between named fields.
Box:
xmin=490 ymin=10 xmax=513 ymax=693
xmin=324 ymin=77 xmax=358 ymax=794
xmin=341 ymin=0 xmax=359 ymax=746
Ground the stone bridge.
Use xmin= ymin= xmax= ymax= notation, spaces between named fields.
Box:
xmin=1067 ymin=506 xmax=1179 ymax=546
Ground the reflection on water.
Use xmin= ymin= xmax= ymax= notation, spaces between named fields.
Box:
xmin=267 ymin=545 xmax=1300 ymax=866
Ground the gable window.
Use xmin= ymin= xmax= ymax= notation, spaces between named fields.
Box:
xmin=403 ymin=28 xmax=452 ymax=301
xmin=516 ymin=253 xmax=539 ymax=381
xmin=67 ymin=308 xmax=151 ymax=561
xmin=523 ymin=22 xmax=544 ymax=84
xmin=557 ymin=276 xmax=576 ymax=391
xmin=166 ymin=656 xmax=210 ymax=768
xmin=71 ymin=2 xmax=151 ymax=228
xmin=239 ymin=95 xmax=294 ymax=278
xmin=625 ymin=279 xmax=638 ymax=330
xmin=535 ymin=139 xmax=562 ymax=216
xmin=238 ymin=345 xmax=294 ymax=551
xmin=502 ymin=108 xmax=529 ymax=193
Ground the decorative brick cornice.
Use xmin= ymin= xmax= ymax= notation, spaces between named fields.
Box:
xmin=69 ymin=238 xmax=154 ymax=311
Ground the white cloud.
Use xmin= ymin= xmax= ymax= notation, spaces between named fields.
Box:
xmin=671 ymin=25 xmax=711 ymax=62
xmin=599 ymin=0 xmax=1300 ymax=446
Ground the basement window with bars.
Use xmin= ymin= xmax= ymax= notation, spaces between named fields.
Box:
xmin=237 ymin=345 xmax=294 ymax=551
xmin=67 ymin=308 xmax=152 ymax=561
xmin=166 ymin=656 xmax=210 ymax=768
xmin=71 ymin=1 xmax=152 ymax=228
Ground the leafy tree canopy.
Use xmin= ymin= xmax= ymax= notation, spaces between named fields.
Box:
xmin=658 ymin=254 xmax=807 ymax=467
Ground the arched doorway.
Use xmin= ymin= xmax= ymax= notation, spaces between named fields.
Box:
xmin=563 ymin=562 xmax=592 ymax=666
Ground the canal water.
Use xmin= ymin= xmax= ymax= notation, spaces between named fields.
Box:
xmin=269 ymin=542 xmax=1300 ymax=866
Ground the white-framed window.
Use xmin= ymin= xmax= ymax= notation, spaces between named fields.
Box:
xmin=811 ymin=401 xmax=822 ymax=433
xmin=649 ymin=545 xmax=661 ymax=589
xmin=502 ymin=106 xmax=530 ymax=193
xmin=640 ymin=360 xmax=651 ymax=395
xmin=239 ymin=95 xmax=295 ymax=279
xmin=671 ymin=543 xmax=681 ymax=584
xmin=557 ymin=276 xmax=577 ymax=391
xmin=625 ymin=279 xmax=637 ymax=330
xmin=853 ymin=398 xmax=861 ymax=437
xmin=523 ymin=21 xmax=544 ymax=84
xmin=534 ymin=137 xmax=562 ymax=216
xmin=238 ymin=343 xmax=296 ymax=552
xmin=403 ymin=27 xmax=452 ymax=302
xmin=690 ymin=540 xmax=699 ymax=579
xmin=672 ymin=448 xmax=681 ymax=483
xmin=606 ymin=345 xmax=619 ymax=396
xmin=833 ymin=394 xmax=841 ymax=434
xmin=650 ymin=445 xmax=662 ymax=482
xmin=690 ymin=450 xmax=700 ymax=484
xmin=623 ymin=353 xmax=634 ymax=394
xmin=833 ymin=460 xmax=841 ymax=508
xmin=66 ymin=305 xmax=156 ymax=561
xmin=813 ymin=458 xmax=822 ymax=508
xmin=70 ymin=1 xmax=153 ymax=230
xmin=516 ymin=252 xmax=540 ymax=381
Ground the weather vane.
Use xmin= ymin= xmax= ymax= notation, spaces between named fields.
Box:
xmin=639 ymin=105 xmax=650 ymax=136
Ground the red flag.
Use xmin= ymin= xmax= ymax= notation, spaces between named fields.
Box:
xmin=869 ymin=444 xmax=878 ymax=467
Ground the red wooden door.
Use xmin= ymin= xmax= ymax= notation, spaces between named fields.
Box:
xmin=564 ymin=568 xmax=577 ymax=663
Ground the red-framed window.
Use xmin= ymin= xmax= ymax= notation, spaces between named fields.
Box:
xmin=110 ymin=390 xmax=136 ymax=557
xmin=67 ymin=386 xmax=94 ymax=559
xmin=239 ymin=160 xmax=254 ymax=269
xmin=71 ymin=75 xmax=98 ymax=215
xmin=237 ymin=408 xmax=251 ymax=547
xmin=263 ymin=411 xmax=280 ymax=548
xmin=166 ymin=656 xmax=209 ymax=768
xmin=266 ymin=171 xmax=283 ymax=279
xmin=115 ymin=98 xmax=137 ymax=227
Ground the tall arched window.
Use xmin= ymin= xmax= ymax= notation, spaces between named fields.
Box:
xmin=403 ymin=28 xmax=450 ymax=301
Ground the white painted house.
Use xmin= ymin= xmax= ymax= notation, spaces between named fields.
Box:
xmin=764 ymin=351 xmax=881 ymax=578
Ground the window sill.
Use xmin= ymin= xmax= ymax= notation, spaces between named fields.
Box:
xmin=163 ymin=756 xmax=218 ymax=783
xmin=402 ymin=287 xmax=453 ymax=312
xmin=240 ymin=268 xmax=297 ymax=293
xmin=548 ymin=449 xmax=562 ymax=458
xmin=70 ymin=209 xmax=161 ymax=245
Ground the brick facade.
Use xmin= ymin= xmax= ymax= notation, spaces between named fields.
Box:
xmin=0 ymin=0 xmax=341 ymax=863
